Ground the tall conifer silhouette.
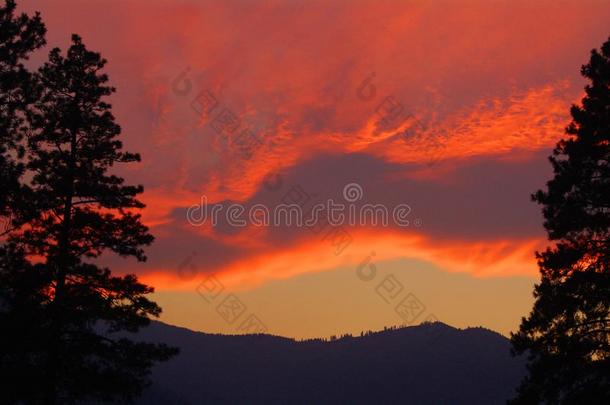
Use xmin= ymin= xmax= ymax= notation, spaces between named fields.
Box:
xmin=1 ymin=7 xmax=177 ymax=401
xmin=511 ymin=37 xmax=610 ymax=403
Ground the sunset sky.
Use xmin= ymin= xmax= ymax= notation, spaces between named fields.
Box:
xmin=21 ymin=0 xmax=610 ymax=339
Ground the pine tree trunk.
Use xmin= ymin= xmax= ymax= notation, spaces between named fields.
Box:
xmin=45 ymin=127 xmax=76 ymax=405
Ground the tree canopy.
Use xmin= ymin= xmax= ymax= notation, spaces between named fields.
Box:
xmin=511 ymin=36 xmax=610 ymax=404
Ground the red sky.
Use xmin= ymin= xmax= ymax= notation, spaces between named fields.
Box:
xmin=21 ymin=0 xmax=610 ymax=338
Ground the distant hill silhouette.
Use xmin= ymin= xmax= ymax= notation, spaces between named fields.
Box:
xmin=124 ymin=321 xmax=524 ymax=404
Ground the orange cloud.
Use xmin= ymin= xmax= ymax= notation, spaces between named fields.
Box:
xmin=140 ymin=228 xmax=544 ymax=292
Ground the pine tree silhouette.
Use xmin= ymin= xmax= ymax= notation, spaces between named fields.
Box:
xmin=510 ymin=37 xmax=610 ymax=404
xmin=0 ymin=16 xmax=178 ymax=403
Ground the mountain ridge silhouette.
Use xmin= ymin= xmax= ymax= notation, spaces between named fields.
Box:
xmin=126 ymin=320 xmax=525 ymax=404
